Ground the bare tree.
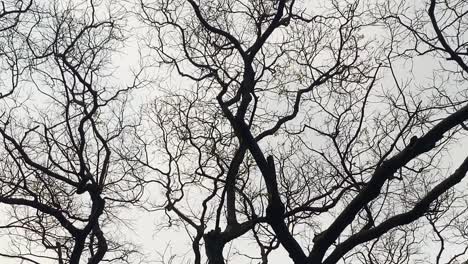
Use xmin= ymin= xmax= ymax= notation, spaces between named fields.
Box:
xmin=0 ymin=0 xmax=33 ymax=100
xmin=2 ymin=0 xmax=468 ymax=263
xmin=0 ymin=0 xmax=32 ymax=31
xmin=0 ymin=0 xmax=145 ymax=263
xmin=138 ymin=0 xmax=468 ymax=263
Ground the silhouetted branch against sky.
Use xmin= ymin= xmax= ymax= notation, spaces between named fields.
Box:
xmin=0 ymin=0 xmax=468 ymax=263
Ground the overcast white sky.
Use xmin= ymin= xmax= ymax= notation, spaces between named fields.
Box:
xmin=1 ymin=0 xmax=468 ymax=263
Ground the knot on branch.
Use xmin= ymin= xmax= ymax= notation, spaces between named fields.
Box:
xmin=165 ymin=202 xmax=174 ymax=211
xmin=76 ymin=181 xmax=89 ymax=194
xmin=312 ymin=231 xmax=324 ymax=243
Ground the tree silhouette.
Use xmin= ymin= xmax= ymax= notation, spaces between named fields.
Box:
xmin=1 ymin=0 xmax=468 ymax=263
xmin=138 ymin=0 xmax=468 ymax=263
xmin=0 ymin=0 xmax=144 ymax=263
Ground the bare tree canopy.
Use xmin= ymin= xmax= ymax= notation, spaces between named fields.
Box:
xmin=0 ymin=0 xmax=145 ymax=263
xmin=1 ymin=0 xmax=468 ymax=263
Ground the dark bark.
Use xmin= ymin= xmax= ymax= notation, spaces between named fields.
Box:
xmin=70 ymin=236 xmax=86 ymax=264
xmin=204 ymin=230 xmax=226 ymax=264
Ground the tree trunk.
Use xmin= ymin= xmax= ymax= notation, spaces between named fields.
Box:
xmin=204 ymin=230 xmax=225 ymax=264
xmin=69 ymin=237 xmax=86 ymax=264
